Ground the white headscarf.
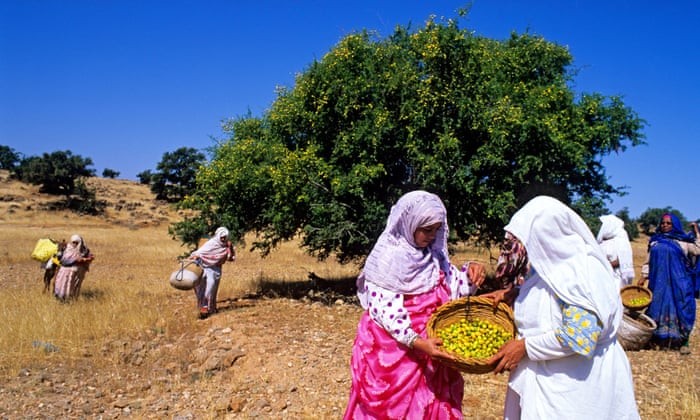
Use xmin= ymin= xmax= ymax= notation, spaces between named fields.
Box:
xmin=597 ymin=214 xmax=635 ymax=285
xmin=356 ymin=191 xmax=450 ymax=308
xmin=505 ymin=196 xmax=621 ymax=335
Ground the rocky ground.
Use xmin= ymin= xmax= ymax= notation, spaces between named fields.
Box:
xmin=1 ymin=286 xmax=699 ymax=419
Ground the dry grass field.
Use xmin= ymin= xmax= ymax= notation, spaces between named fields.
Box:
xmin=0 ymin=171 xmax=698 ymax=419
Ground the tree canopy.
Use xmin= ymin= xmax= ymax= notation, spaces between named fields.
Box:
xmin=149 ymin=147 xmax=206 ymax=202
xmin=13 ymin=150 xmax=96 ymax=197
xmin=173 ymin=14 xmax=646 ymax=262
xmin=0 ymin=145 xmax=21 ymax=170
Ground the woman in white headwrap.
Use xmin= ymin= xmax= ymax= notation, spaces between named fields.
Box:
xmin=344 ymin=191 xmax=486 ymax=419
xmin=484 ymin=196 xmax=639 ymax=420
xmin=597 ymin=214 xmax=636 ymax=288
xmin=189 ymin=227 xmax=235 ymax=318
xmin=54 ymin=234 xmax=94 ymax=301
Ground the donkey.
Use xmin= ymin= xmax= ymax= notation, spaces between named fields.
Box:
xmin=43 ymin=239 xmax=67 ymax=293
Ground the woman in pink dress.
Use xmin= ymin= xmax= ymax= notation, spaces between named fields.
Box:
xmin=53 ymin=234 xmax=94 ymax=301
xmin=344 ymin=190 xmax=485 ymax=419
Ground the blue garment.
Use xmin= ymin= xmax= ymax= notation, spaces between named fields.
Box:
xmin=649 ymin=213 xmax=695 ymax=243
xmin=694 ymin=257 xmax=700 ymax=299
xmin=646 ymin=236 xmax=696 ymax=344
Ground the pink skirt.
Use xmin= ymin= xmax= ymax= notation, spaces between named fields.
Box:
xmin=344 ymin=280 xmax=464 ymax=419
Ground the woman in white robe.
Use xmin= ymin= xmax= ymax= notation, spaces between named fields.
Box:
xmin=597 ymin=214 xmax=636 ymax=288
xmin=486 ymin=196 xmax=639 ymax=420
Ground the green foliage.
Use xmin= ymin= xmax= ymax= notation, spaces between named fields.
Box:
xmin=174 ymin=13 xmax=646 ymax=262
xmin=68 ymin=179 xmax=106 ymax=215
xmin=150 ymin=147 xmax=206 ymax=202
xmin=615 ymin=208 xmax=639 ymax=240
xmin=13 ymin=150 xmax=96 ymax=197
xmin=638 ymin=207 xmax=688 ymax=236
xmin=136 ymin=170 xmax=153 ymax=184
xmin=0 ymin=145 xmax=21 ymax=170
xmin=102 ymin=168 xmax=120 ymax=179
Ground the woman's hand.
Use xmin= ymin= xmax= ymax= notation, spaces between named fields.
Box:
xmin=467 ymin=262 xmax=487 ymax=288
xmin=487 ymin=338 xmax=526 ymax=374
xmin=412 ymin=337 xmax=456 ymax=363
xmin=480 ymin=284 xmax=518 ymax=308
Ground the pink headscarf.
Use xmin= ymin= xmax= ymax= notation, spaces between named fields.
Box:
xmin=60 ymin=234 xmax=89 ymax=265
xmin=356 ymin=191 xmax=450 ymax=308
xmin=191 ymin=227 xmax=232 ymax=267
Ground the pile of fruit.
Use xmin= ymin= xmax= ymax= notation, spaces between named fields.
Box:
xmin=626 ymin=296 xmax=650 ymax=307
xmin=437 ymin=319 xmax=512 ymax=359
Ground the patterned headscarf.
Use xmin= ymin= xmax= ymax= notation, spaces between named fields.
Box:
xmin=495 ymin=231 xmax=529 ymax=288
xmin=356 ymin=191 xmax=449 ymax=308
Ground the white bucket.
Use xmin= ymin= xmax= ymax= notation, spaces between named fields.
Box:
xmin=169 ymin=262 xmax=203 ymax=290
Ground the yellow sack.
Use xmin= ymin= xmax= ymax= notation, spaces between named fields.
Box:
xmin=31 ymin=238 xmax=58 ymax=263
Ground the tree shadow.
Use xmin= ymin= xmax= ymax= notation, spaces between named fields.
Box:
xmin=218 ymin=272 xmax=360 ymax=311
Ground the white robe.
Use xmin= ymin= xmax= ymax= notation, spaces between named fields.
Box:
xmin=505 ymin=272 xmax=640 ymax=420
xmin=502 ymin=196 xmax=640 ymax=420
xmin=597 ymin=215 xmax=636 ymax=288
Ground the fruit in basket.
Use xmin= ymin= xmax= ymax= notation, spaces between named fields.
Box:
xmin=436 ymin=319 xmax=512 ymax=359
xmin=626 ymin=296 xmax=650 ymax=307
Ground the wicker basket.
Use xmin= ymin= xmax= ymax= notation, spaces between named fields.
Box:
xmin=620 ymin=285 xmax=652 ymax=311
xmin=426 ymin=296 xmax=516 ymax=374
xmin=618 ymin=311 xmax=656 ymax=351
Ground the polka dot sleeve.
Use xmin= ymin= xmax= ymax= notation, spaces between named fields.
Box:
xmin=445 ymin=262 xmax=479 ymax=299
xmin=364 ymin=282 xmax=418 ymax=347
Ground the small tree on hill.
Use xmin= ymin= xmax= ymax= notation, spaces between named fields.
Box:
xmin=137 ymin=169 xmax=153 ymax=185
xmin=0 ymin=145 xmax=21 ymax=170
xmin=150 ymin=147 xmax=206 ymax=202
xmin=102 ymin=168 xmax=120 ymax=179
xmin=14 ymin=150 xmax=96 ymax=197
xmin=616 ymin=208 xmax=639 ymax=240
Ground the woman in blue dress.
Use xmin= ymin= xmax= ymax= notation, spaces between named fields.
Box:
xmin=640 ymin=214 xmax=700 ymax=354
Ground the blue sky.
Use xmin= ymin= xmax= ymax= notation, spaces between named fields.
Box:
xmin=1 ymin=1 xmax=698 ymax=219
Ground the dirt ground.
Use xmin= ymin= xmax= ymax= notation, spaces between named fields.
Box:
xmin=0 ymin=174 xmax=698 ymax=419
xmin=1 ymin=284 xmax=699 ymax=419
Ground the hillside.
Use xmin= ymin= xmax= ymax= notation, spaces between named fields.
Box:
xmin=0 ymin=170 xmax=185 ymax=228
xmin=0 ymin=173 xmax=698 ymax=419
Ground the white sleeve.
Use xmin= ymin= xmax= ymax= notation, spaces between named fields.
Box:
xmin=524 ymin=331 xmax=576 ymax=361
xmin=364 ymin=282 xmax=419 ymax=347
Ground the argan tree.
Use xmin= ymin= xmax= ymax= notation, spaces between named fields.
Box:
xmin=150 ymin=147 xmax=206 ymax=202
xmin=14 ymin=150 xmax=96 ymax=197
xmin=173 ymin=13 xmax=645 ymax=262
xmin=0 ymin=145 xmax=21 ymax=170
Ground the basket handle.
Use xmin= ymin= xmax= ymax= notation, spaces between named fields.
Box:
xmin=174 ymin=258 xmax=200 ymax=282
